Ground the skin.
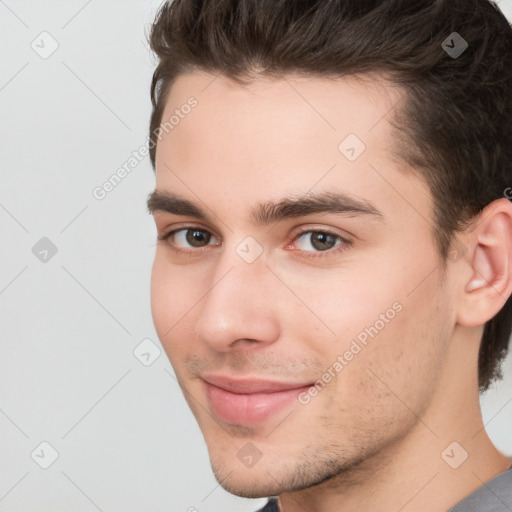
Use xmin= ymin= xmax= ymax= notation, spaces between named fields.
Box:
xmin=148 ymin=70 xmax=512 ymax=512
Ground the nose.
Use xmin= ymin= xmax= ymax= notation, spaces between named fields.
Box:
xmin=193 ymin=250 xmax=281 ymax=352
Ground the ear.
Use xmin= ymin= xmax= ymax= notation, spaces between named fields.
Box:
xmin=456 ymin=198 xmax=512 ymax=327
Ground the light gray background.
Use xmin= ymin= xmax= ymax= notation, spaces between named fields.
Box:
xmin=1 ymin=1 xmax=511 ymax=511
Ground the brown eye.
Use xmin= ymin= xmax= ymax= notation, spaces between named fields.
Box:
xmin=309 ymin=232 xmax=338 ymax=251
xmin=159 ymin=227 xmax=219 ymax=251
xmin=294 ymin=230 xmax=343 ymax=252
xmin=185 ymin=229 xmax=211 ymax=247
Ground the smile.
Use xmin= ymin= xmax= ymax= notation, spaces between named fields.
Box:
xmin=202 ymin=375 xmax=313 ymax=426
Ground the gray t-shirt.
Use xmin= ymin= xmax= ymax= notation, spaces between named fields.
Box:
xmin=255 ymin=467 xmax=512 ymax=512
xmin=447 ymin=466 xmax=512 ymax=512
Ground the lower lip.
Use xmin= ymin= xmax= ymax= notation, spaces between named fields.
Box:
xmin=204 ymin=381 xmax=311 ymax=426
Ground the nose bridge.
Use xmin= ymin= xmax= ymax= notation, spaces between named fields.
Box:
xmin=193 ymin=240 xmax=280 ymax=349
xmin=210 ymin=233 xmax=271 ymax=302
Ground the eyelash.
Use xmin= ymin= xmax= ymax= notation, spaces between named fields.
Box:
xmin=157 ymin=226 xmax=352 ymax=259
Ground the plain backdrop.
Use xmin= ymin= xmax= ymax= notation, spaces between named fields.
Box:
xmin=1 ymin=1 xmax=511 ymax=511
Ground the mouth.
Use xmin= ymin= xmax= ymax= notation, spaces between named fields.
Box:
xmin=201 ymin=375 xmax=313 ymax=426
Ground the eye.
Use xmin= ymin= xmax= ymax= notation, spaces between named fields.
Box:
xmin=158 ymin=227 xmax=219 ymax=251
xmin=158 ymin=226 xmax=351 ymax=259
xmin=290 ymin=229 xmax=351 ymax=257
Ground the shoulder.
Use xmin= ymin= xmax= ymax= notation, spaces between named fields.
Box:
xmin=448 ymin=466 xmax=512 ymax=512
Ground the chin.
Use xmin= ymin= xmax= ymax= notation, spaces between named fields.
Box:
xmin=211 ymin=463 xmax=284 ymax=498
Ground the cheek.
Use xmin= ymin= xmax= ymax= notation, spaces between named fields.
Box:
xmin=301 ymin=241 xmax=450 ymax=401
xmin=326 ymin=272 xmax=451 ymax=424
xmin=277 ymin=266 xmax=403 ymax=352
xmin=150 ymin=252 xmax=201 ymax=354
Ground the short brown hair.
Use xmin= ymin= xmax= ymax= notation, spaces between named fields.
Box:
xmin=148 ymin=0 xmax=512 ymax=391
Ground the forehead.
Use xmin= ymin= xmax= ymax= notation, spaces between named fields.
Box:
xmin=154 ymin=70 xmax=430 ymax=228
xmin=158 ymin=70 xmax=404 ymax=163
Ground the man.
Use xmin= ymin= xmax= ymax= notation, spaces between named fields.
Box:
xmin=145 ymin=0 xmax=512 ymax=510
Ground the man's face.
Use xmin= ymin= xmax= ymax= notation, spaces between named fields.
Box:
xmin=149 ymin=71 xmax=457 ymax=497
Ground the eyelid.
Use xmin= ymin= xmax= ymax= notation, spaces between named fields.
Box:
xmin=157 ymin=222 xmax=220 ymax=241
xmin=288 ymin=224 xmax=351 ymax=243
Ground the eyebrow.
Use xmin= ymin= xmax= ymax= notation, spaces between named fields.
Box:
xmin=146 ymin=190 xmax=384 ymax=225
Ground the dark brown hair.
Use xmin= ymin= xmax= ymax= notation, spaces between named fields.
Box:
xmin=148 ymin=0 xmax=512 ymax=391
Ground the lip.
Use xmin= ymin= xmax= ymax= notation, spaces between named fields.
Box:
xmin=202 ymin=375 xmax=313 ymax=426
xmin=202 ymin=374 xmax=313 ymax=393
